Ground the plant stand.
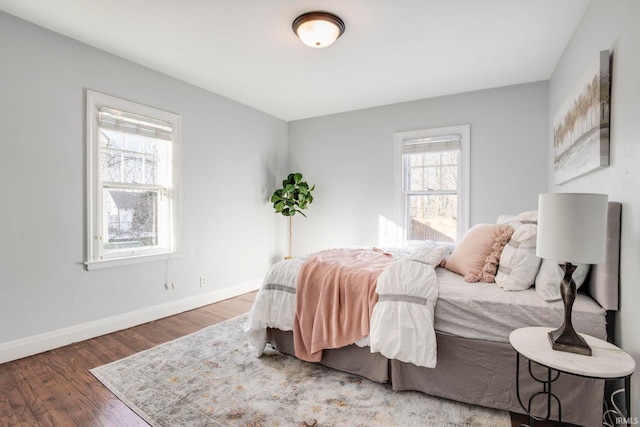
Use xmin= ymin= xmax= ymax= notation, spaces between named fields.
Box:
xmin=285 ymin=216 xmax=294 ymax=260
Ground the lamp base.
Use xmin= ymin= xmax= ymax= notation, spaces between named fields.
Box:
xmin=548 ymin=325 xmax=592 ymax=356
xmin=548 ymin=262 xmax=592 ymax=356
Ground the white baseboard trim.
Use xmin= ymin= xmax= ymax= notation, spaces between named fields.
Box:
xmin=0 ymin=279 xmax=261 ymax=365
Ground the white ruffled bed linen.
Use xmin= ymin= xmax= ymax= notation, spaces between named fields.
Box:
xmin=244 ymin=256 xmax=306 ymax=357
xmin=369 ymin=245 xmax=444 ymax=368
xmin=434 ymin=267 xmax=607 ymax=342
xmin=245 ymin=246 xmax=608 ymax=367
xmin=244 ymin=246 xmax=443 ymax=367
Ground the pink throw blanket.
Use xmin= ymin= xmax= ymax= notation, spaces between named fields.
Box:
xmin=292 ymin=248 xmax=394 ymax=362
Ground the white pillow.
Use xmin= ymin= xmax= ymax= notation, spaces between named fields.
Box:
xmin=496 ymin=214 xmax=517 ymax=224
xmin=534 ymin=259 xmax=591 ymax=301
xmin=495 ymin=223 xmax=541 ymax=290
xmin=497 ymin=209 xmax=538 ymax=225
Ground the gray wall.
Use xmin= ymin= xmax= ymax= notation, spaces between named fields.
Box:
xmin=288 ymin=82 xmax=549 ymax=255
xmin=548 ymin=0 xmax=640 ymax=411
xmin=0 ymin=11 xmax=288 ymax=360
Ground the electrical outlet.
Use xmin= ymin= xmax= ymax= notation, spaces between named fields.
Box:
xmin=200 ymin=276 xmax=207 ymax=287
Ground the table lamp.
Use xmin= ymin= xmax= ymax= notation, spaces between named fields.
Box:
xmin=536 ymin=193 xmax=608 ymax=356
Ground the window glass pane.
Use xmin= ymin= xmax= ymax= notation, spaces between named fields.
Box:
xmin=123 ymin=153 xmax=144 ymax=183
xmin=103 ymin=189 xmax=159 ymax=250
xmin=101 ymin=149 xmax=121 ymax=182
xmin=99 ymin=131 xmax=168 ymax=185
xmin=407 ymin=194 xmax=457 ymax=242
xmin=122 ymin=133 xmax=145 ymax=153
xmin=144 ymin=154 xmax=157 ymax=184
xmin=99 ymin=129 xmax=120 ymax=150
xmin=407 ymin=151 xmax=457 ymax=191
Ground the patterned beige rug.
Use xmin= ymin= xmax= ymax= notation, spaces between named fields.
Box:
xmin=91 ymin=315 xmax=510 ymax=426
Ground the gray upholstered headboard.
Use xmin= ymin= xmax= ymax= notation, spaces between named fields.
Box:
xmin=586 ymin=201 xmax=621 ymax=311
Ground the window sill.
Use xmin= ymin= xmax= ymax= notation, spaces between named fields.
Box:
xmin=84 ymin=252 xmax=180 ymax=271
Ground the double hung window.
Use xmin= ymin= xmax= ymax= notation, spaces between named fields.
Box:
xmin=86 ymin=91 xmax=180 ymax=270
xmin=395 ymin=125 xmax=469 ymax=244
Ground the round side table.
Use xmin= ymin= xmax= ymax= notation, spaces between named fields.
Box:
xmin=509 ymin=326 xmax=635 ymax=425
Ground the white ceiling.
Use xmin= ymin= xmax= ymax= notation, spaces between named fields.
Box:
xmin=0 ymin=0 xmax=590 ymax=121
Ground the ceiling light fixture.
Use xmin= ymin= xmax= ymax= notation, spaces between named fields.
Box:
xmin=292 ymin=11 xmax=345 ymax=48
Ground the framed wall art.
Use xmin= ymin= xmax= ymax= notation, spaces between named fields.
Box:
xmin=553 ymin=50 xmax=611 ymax=185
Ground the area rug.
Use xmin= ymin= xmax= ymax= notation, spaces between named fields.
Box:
xmin=91 ymin=315 xmax=511 ymax=426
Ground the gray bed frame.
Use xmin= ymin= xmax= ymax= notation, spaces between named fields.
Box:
xmin=267 ymin=202 xmax=621 ymax=427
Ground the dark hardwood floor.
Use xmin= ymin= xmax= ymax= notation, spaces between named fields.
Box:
xmin=0 ymin=292 xmax=255 ymax=426
xmin=0 ymin=291 xmax=564 ymax=426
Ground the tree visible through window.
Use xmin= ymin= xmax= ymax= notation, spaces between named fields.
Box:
xmin=406 ymin=150 xmax=459 ymax=242
xmin=395 ymin=125 xmax=470 ymax=244
xmin=86 ymin=91 xmax=180 ymax=269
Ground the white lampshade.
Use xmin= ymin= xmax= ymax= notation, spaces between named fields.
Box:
xmin=293 ymin=12 xmax=345 ymax=48
xmin=536 ymin=193 xmax=608 ymax=264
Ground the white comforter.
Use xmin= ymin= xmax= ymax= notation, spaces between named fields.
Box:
xmin=369 ymin=245 xmax=445 ymax=367
xmin=244 ymin=244 xmax=449 ymax=368
xmin=244 ymin=256 xmax=306 ymax=357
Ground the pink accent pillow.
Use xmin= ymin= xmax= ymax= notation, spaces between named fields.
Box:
xmin=443 ymin=223 xmax=514 ymax=283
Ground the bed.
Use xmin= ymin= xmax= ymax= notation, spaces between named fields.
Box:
xmin=244 ymin=202 xmax=621 ymax=427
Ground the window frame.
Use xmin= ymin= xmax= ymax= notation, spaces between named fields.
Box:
xmin=85 ymin=90 xmax=181 ymax=270
xmin=394 ymin=124 xmax=470 ymax=245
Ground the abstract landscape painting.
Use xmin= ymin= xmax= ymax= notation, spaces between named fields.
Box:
xmin=553 ymin=50 xmax=611 ymax=185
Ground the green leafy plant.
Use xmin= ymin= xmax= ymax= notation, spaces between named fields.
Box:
xmin=271 ymin=173 xmax=315 ymax=217
xmin=271 ymin=173 xmax=315 ymax=258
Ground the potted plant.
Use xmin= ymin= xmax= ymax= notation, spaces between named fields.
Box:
xmin=270 ymin=172 xmax=315 ymax=259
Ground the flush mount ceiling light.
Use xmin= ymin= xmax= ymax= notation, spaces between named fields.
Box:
xmin=292 ymin=11 xmax=345 ymax=48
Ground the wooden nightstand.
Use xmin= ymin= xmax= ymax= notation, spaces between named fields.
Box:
xmin=509 ymin=327 xmax=635 ymax=426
